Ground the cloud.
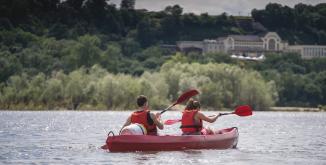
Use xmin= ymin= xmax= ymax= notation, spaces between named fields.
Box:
xmin=109 ymin=0 xmax=325 ymax=15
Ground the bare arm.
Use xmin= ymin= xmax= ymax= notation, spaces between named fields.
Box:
xmin=121 ymin=116 xmax=131 ymax=130
xmin=196 ymin=112 xmax=220 ymax=123
xmin=150 ymin=112 xmax=164 ymax=130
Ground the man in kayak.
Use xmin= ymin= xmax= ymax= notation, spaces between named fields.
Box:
xmin=181 ymin=99 xmax=221 ymax=135
xmin=121 ymin=95 xmax=164 ymax=135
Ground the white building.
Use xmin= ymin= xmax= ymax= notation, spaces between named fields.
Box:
xmin=287 ymin=45 xmax=326 ymax=59
xmin=176 ymin=41 xmax=203 ymax=53
xmin=176 ymin=32 xmax=326 ymax=59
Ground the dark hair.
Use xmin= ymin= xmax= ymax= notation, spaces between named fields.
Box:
xmin=193 ymin=100 xmax=200 ymax=109
xmin=137 ymin=95 xmax=147 ymax=107
xmin=185 ymin=98 xmax=201 ymax=110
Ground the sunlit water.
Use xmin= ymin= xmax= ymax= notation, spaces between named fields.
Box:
xmin=0 ymin=111 xmax=325 ymax=165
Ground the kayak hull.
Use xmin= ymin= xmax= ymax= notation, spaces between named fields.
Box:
xmin=102 ymin=127 xmax=238 ymax=152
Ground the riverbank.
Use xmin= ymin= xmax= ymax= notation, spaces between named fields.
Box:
xmin=269 ymin=107 xmax=325 ymax=112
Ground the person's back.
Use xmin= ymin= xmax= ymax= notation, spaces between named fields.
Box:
xmin=180 ymin=99 xmax=220 ymax=135
xmin=130 ymin=108 xmax=158 ymax=135
xmin=121 ymin=95 xmax=164 ymax=135
xmin=181 ymin=109 xmax=203 ymax=135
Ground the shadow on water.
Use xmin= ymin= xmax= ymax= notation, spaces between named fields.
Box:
xmin=182 ymin=149 xmax=203 ymax=155
xmin=133 ymin=151 xmax=159 ymax=165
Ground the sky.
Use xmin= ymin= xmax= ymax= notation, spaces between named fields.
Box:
xmin=109 ymin=0 xmax=325 ymax=15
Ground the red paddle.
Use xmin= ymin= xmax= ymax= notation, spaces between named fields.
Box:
xmin=220 ymin=105 xmax=253 ymax=116
xmin=160 ymin=89 xmax=199 ymax=115
xmin=164 ymin=105 xmax=253 ymax=125
xmin=164 ymin=119 xmax=182 ymax=125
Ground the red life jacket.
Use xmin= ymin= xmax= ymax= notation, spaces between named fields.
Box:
xmin=180 ymin=109 xmax=203 ymax=133
xmin=131 ymin=110 xmax=157 ymax=135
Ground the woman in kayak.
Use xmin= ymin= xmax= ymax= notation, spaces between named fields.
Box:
xmin=181 ymin=99 xmax=221 ymax=135
xmin=121 ymin=95 xmax=164 ymax=135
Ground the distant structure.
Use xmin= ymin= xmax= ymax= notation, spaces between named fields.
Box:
xmin=286 ymin=45 xmax=326 ymax=59
xmin=176 ymin=32 xmax=326 ymax=59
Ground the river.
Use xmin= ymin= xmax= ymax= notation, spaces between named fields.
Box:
xmin=0 ymin=111 xmax=325 ymax=165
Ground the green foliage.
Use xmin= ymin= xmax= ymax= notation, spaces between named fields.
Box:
xmin=161 ymin=62 xmax=276 ymax=109
xmin=252 ymin=3 xmax=326 ymax=44
xmin=71 ymin=35 xmax=101 ymax=68
xmin=0 ymin=1 xmax=325 ymax=109
xmin=136 ymin=17 xmax=160 ymax=47
xmin=120 ymin=38 xmax=141 ymax=57
xmin=120 ymin=0 xmax=135 ymax=10
xmin=164 ymin=5 xmax=183 ymax=16
xmin=64 ymin=70 xmax=88 ymax=109
xmin=0 ymin=51 xmax=22 ymax=82
xmin=244 ymin=53 xmax=326 ymax=107
xmin=41 ymin=77 xmax=64 ymax=108
xmin=0 ymin=63 xmax=277 ymax=110
xmin=100 ymin=44 xmax=122 ymax=73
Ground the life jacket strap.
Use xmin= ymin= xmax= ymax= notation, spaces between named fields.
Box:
xmin=180 ymin=125 xmax=202 ymax=128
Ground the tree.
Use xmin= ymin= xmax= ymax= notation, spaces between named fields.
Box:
xmin=120 ymin=38 xmax=141 ymax=57
xmin=65 ymin=0 xmax=84 ymax=10
xmin=65 ymin=70 xmax=87 ymax=110
xmin=71 ymin=35 xmax=101 ymax=68
xmin=120 ymin=0 xmax=135 ymax=10
xmin=136 ymin=17 xmax=160 ymax=47
xmin=101 ymin=44 xmax=122 ymax=73
xmin=84 ymin=0 xmax=109 ymax=18
xmin=41 ymin=78 xmax=64 ymax=109
xmin=0 ymin=51 xmax=22 ymax=82
xmin=164 ymin=5 xmax=183 ymax=16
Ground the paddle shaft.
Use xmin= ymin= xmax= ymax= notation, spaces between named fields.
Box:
xmin=164 ymin=105 xmax=252 ymax=125
xmin=219 ymin=112 xmax=234 ymax=116
xmin=160 ymin=103 xmax=176 ymax=115
xmin=165 ymin=114 xmax=221 ymax=125
xmin=160 ymin=89 xmax=199 ymax=115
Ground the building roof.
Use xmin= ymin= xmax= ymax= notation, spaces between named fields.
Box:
xmin=229 ymin=35 xmax=262 ymax=42
xmin=203 ymin=39 xmax=217 ymax=43
xmin=216 ymin=37 xmax=226 ymax=42
xmin=232 ymin=47 xmax=265 ymax=51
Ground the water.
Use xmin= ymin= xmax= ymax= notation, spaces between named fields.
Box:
xmin=0 ymin=111 xmax=325 ymax=165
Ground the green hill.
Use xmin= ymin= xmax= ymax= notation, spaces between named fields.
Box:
xmin=0 ymin=1 xmax=325 ymax=109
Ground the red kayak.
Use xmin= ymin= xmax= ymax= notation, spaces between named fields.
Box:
xmin=101 ymin=127 xmax=238 ymax=152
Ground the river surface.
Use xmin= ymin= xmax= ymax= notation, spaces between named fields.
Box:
xmin=0 ymin=111 xmax=325 ymax=165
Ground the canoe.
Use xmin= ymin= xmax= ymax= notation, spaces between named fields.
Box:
xmin=101 ymin=127 xmax=238 ymax=152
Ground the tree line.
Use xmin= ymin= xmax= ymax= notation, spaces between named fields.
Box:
xmin=161 ymin=52 xmax=326 ymax=108
xmin=252 ymin=3 xmax=326 ymax=44
xmin=0 ymin=63 xmax=276 ymax=110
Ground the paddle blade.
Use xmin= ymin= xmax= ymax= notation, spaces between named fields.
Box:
xmin=164 ymin=119 xmax=181 ymax=125
xmin=175 ymin=89 xmax=199 ymax=105
xmin=234 ymin=105 xmax=253 ymax=116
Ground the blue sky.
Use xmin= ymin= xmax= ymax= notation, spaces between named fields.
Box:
xmin=109 ymin=0 xmax=325 ymax=15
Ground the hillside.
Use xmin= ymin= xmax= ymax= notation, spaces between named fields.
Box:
xmin=0 ymin=0 xmax=325 ymax=109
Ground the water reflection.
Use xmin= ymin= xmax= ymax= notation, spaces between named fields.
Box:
xmin=134 ymin=151 xmax=158 ymax=164
xmin=182 ymin=150 xmax=204 ymax=164
xmin=182 ymin=150 xmax=202 ymax=155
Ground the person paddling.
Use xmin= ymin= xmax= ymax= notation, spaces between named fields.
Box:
xmin=181 ymin=99 xmax=221 ymax=135
xmin=121 ymin=95 xmax=164 ymax=135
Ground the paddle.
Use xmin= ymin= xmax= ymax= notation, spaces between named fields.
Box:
xmin=220 ymin=105 xmax=253 ymax=116
xmin=160 ymin=89 xmax=199 ymax=115
xmin=164 ymin=105 xmax=253 ymax=125
xmin=164 ymin=119 xmax=182 ymax=125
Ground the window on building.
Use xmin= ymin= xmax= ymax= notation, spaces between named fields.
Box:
xmin=268 ymin=39 xmax=276 ymax=50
